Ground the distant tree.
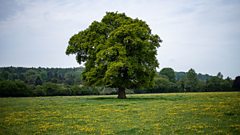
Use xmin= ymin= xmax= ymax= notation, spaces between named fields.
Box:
xmin=206 ymin=76 xmax=222 ymax=91
xmin=197 ymin=73 xmax=212 ymax=81
xmin=0 ymin=80 xmax=31 ymax=97
xmin=217 ymin=72 xmax=223 ymax=79
xmin=206 ymin=73 xmax=234 ymax=91
xmin=33 ymin=85 xmax=46 ymax=96
xmin=177 ymin=78 xmax=186 ymax=92
xmin=1 ymin=71 xmax=9 ymax=80
xmin=175 ymin=72 xmax=186 ymax=81
xmin=185 ymin=68 xmax=198 ymax=91
xmin=66 ymin=12 xmax=162 ymax=98
xmin=35 ymin=76 xmax=43 ymax=85
xmin=159 ymin=68 xmax=176 ymax=82
xmin=153 ymin=75 xmax=177 ymax=93
xmin=233 ymin=76 xmax=240 ymax=90
xmin=65 ymin=73 xmax=74 ymax=85
xmin=43 ymin=83 xmax=60 ymax=96
xmin=196 ymin=80 xmax=206 ymax=91
xmin=0 ymin=67 xmax=84 ymax=86
xmin=25 ymin=69 xmax=38 ymax=85
xmin=19 ymin=73 xmax=26 ymax=82
xmin=221 ymin=77 xmax=233 ymax=91
xmin=40 ymin=70 xmax=47 ymax=82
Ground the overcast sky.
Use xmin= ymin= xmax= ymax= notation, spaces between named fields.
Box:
xmin=0 ymin=0 xmax=239 ymax=78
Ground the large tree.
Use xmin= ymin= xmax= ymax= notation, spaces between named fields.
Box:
xmin=66 ymin=12 xmax=162 ymax=98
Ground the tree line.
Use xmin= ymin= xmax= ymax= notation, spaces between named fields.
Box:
xmin=0 ymin=67 xmax=239 ymax=97
xmin=137 ymin=68 xmax=239 ymax=94
xmin=0 ymin=67 xmax=121 ymax=97
xmin=0 ymin=67 xmax=84 ymax=85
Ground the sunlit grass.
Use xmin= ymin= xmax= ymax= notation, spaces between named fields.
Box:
xmin=0 ymin=92 xmax=239 ymax=134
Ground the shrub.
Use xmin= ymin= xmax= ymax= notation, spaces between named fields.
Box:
xmin=42 ymin=82 xmax=61 ymax=96
xmin=33 ymin=85 xmax=46 ymax=96
xmin=0 ymin=80 xmax=31 ymax=97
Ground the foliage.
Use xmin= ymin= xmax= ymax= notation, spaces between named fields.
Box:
xmin=0 ymin=92 xmax=239 ymax=134
xmin=0 ymin=80 xmax=31 ymax=97
xmin=35 ymin=76 xmax=43 ymax=85
xmin=159 ymin=68 xmax=176 ymax=82
xmin=184 ymin=68 xmax=198 ymax=92
xmin=175 ymin=71 xmax=212 ymax=82
xmin=150 ymin=74 xmax=178 ymax=93
xmin=233 ymin=76 xmax=240 ymax=90
xmin=66 ymin=12 xmax=161 ymax=98
xmin=33 ymin=85 xmax=47 ymax=96
xmin=206 ymin=75 xmax=233 ymax=92
xmin=0 ymin=67 xmax=83 ymax=85
xmin=0 ymin=67 xmax=236 ymax=97
xmin=217 ymin=72 xmax=224 ymax=79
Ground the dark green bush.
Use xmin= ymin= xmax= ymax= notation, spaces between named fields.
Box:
xmin=0 ymin=80 xmax=31 ymax=97
xmin=33 ymin=85 xmax=46 ymax=96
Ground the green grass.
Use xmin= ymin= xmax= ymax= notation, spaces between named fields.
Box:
xmin=0 ymin=92 xmax=239 ymax=134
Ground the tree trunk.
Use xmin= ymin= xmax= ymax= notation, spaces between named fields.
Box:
xmin=117 ymin=87 xmax=126 ymax=99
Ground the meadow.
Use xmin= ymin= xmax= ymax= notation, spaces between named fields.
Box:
xmin=0 ymin=92 xmax=239 ymax=134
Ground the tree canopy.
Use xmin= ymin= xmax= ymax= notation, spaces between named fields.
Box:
xmin=233 ymin=76 xmax=240 ymax=90
xmin=184 ymin=68 xmax=198 ymax=91
xmin=66 ymin=12 xmax=162 ymax=98
xmin=159 ymin=68 xmax=176 ymax=82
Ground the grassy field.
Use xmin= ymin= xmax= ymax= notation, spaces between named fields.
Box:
xmin=0 ymin=92 xmax=239 ymax=134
